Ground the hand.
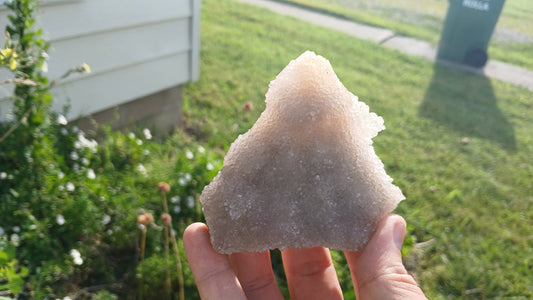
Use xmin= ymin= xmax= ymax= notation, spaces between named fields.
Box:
xmin=183 ymin=214 xmax=427 ymax=300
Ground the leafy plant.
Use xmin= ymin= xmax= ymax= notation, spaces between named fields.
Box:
xmin=0 ymin=237 xmax=29 ymax=296
xmin=0 ymin=0 xmax=221 ymax=298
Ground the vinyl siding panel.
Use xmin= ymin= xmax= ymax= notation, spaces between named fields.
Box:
xmin=39 ymin=0 xmax=192 ymax=41
xmin=0 ymin=0 xmax=200 ymax=120
xmin=55 ymin=52 xmax=190 ymax=117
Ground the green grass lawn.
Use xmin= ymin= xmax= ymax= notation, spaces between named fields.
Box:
xmin=278 ymin=0 xmax=533 ymax=71
xmin=182 ymin=0 xmax=533 ymax=298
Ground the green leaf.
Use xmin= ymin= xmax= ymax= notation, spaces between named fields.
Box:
xmin=0 ymin=251 xmax=9 ymax=264
xmin=0 ymin=259 xmax=28 ymax=295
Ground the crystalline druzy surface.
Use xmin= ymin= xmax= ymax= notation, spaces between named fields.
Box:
xmin=200 ymin=51 xmax=405 ymax=254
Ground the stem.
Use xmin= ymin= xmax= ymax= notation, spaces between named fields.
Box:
xmin=195 ymin=194 xmax=202 ymax=221
xmin=0 ymin=105 xmax=33 ymax=144
xmin=162 ymin=192 xmax=169 ymax=214
xmin=164 ymin=226 xmax=171 ymax=299
xmin=138 ymin=227 xmax=147 ymax=300
xmin=140 ymin=228 xmax=146 ymax=263
xmin=169 ymin=226 xmax=185 ymax=300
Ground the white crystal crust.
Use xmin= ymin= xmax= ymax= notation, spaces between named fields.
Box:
xmin=200 ymin=51 xmax=405 ymax=254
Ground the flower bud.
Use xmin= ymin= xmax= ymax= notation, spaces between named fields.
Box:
xmin=137 ymin=213 xmax=153 ymax=226
xmin=161 ymin=213 xmax=172 ymax=227
xmin=158 ymin=182 xmax=171 ymax=193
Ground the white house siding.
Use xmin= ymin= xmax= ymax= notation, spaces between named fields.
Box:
xmin=0 ymin=0 xmax=200 ymax=120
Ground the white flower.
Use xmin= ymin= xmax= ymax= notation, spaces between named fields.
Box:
xmin=136 ymin=139 xmax=143 ymax=145
xmin=66 ymin=182 xmax=75 ymax=192
xmin=173 ymin=205 xmax=181 ymax=214
xmin=0 ymin=172 xmax=7 ymax=179
xmin=178 ymin=177 xmax=187 ymax=186
xmin=58 ymin=185 xmax=65 ymax=191
xmin=197 ymin=146 xmax=205 ymax=153
xmin=70 ymin=151 xmax=79 ymax=160
xmin=72 ymin=126 xmax=79 ymax=133
xmin=128 ymin=132 xmax=135 ymax=139
xmin=87 ymin=169 xmax=96 ymax=179
xmin=70 ymin=249 xmax=83 ymax=265
xmin=10 ymin=234 xmax=20 ymax=246
xmin=137 ymin=164 xmax=147 ymax=176
xmin=170 ymin=196 xmax=180 ymax=204
xmin=63 ymin=296 xmax=72 ymax=300
xmin=70 ymin=249 xmax=80 ymax=258
xmin=13 ymin=226 xmax=20 ymax=233
xmin=143 ymin=149 xmax=150 ymax=156
xmin=143 ymin=128 xmax=152 ymax=140
xmin=81 ymin=157 xmax=89 ymax=166
xmin=183 ymin=173 xmax=192 ymax=182
xmin=41 ymin=61 xmax=49 ymax=73
xmin=185 ymin=150 xmax=194 ymax=160
xmin=206 ymin=163 xmax=214 ymax=171
xmin=186 ymin=196 xmax=195 ymax=208
xmin=58 ymin=172 xmax=65 ymax=179
xmin=57 ymin=114 xmax=68 ymax=125
xmin=77 ymin=133 xmax=98 ymax=153
xmin=56 ymin=214 xmax=66 ymax=225
xmin=61 ymin=128 xmax=68 ymax=135
xmin=102 ymin=214 xmax=111 ymax=225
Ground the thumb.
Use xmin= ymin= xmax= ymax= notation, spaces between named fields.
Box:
xmin=344 ymin=214 xmax=427 ymax=300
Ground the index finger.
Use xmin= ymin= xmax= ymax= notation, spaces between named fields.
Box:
xmin=183 ymin=223 xmax=247 ymax=300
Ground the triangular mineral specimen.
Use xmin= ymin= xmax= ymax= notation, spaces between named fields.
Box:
xmin=200 ymin=51 xmax=405 ymax=254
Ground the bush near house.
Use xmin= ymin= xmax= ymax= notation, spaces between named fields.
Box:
xmin=0 ymin=2 xmax=218 ymax=298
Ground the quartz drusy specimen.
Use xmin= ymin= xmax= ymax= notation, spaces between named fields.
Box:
xmin=200 ymin=51 xmax=405 ymax=254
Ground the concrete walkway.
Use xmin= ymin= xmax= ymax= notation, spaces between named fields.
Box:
xmin=239 ymin=0 xmax=533 ymax=92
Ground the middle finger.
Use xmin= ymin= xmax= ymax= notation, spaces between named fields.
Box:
xmin=281 ymin=247 xmax=343 ymax=300
xmin=229 ymin=251 xmax=284 ymax=300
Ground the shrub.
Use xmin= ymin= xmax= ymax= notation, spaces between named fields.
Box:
xmin=1 ymin=1 xmax=222 ymax=298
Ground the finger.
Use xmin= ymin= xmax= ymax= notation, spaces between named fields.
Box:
xmin=183 ymin=223 xmax=246 ymax=300
xmin=282 ymin=247 xmax=343 ymax=300
xmin=344 ymin=214 xmax=427 ymax=299
xmin=229 ymin=251 xmax=284 ymax=300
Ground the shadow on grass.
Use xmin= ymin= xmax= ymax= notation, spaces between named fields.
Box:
xmin=419 ymin=65 xmax=516 ymax=150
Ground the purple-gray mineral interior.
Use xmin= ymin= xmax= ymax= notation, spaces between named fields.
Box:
xmin=200 ymin=51 xmax=405 ymax=254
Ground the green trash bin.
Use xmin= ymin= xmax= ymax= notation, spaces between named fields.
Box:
xmin=437 ymin=0 xmax=506 ymax=68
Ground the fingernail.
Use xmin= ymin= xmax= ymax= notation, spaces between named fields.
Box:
xmin=393 ymin=219 xmax=406 ymax=251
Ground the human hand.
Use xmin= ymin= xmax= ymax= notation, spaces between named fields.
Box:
xmin=183 ymin=214 xmax=427 ymax=299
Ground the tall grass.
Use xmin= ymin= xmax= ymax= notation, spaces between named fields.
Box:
xmin=182 ymin=0 xmax=533 ymax=297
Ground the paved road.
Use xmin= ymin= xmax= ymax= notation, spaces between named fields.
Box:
xmin=240 ymin=0 xmax=533 ymax=92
